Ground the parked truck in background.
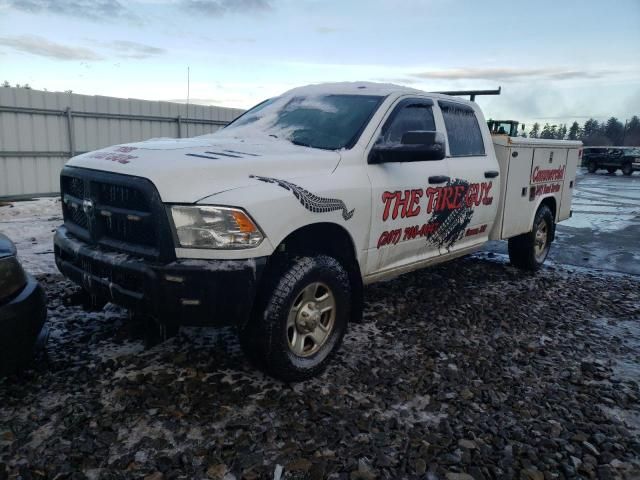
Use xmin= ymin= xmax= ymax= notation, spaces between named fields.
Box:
xmin=54 ymin=82 xmax=581 ymax=381
xmin=583 ymin=146 xmax=640 ymax=175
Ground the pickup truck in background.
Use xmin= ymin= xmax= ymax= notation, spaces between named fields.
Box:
xmin=583 ymin=146 xmax=640 ymax=175
xmin=54 ymin=83 xmax=581 ymax=381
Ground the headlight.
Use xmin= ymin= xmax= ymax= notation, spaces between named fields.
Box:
xmin=170 ymin=206 xmax=264 ymax=249
xmin=0 ymin=256 xmax=27 ymax=303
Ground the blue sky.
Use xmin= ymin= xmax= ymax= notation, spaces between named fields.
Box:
xmin=0 ymin=0 xmax=639 ymax=127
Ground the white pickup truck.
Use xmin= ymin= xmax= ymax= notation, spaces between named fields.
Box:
xmin=54 ymin=82 xmax=581 ymax=381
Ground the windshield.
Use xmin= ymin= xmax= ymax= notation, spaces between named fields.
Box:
xmin=220 ymin=94 xmax=384 ymax=150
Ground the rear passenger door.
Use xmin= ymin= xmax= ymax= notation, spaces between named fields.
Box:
xmin=435 ymin=100 xmax=499 ymax=255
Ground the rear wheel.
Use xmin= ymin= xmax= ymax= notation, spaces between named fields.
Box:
xmin=508 ymin=205 xmax=554 ymax=271
xmin=607 ymin=167 xmax=617 ymax=174
xmin=622 ymin=162 xmax=633 ymax=176
xmin=240 ymin=255 xmax=350 ymax=382
xmin=587 ymin=161 xmax=598 ymax=173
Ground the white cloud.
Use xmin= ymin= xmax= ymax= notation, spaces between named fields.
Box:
xmin=0 ymin=35 xmax=102 ymax=60
xmin=182 ymin=0 xmax=272 ymax=16
xmin=410 ymin=67 xmax=622 ymax=82
xmin=6 ymin=0 xmax=131 ymax=21
xmin=102 ymin=40 xmax=166 ymax=59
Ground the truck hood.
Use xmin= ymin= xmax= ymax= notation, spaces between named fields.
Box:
xmin=67 ymin=135 xmax=341 ymax=203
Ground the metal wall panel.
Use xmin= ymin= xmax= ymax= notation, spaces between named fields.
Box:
xmin=0 ymin=88 xmax=244 ymax=198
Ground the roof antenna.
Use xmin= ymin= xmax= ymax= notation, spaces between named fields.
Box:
xmin=185 ymin=66 xmax=190 ymax=137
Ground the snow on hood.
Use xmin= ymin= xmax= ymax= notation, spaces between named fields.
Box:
xmin=66 ymin=82 xmax=417 ymax=203
xmin=67 ymin=135 xmax=341 ymax=203
xmin=278 ymin=81 xmax=420 ymax=97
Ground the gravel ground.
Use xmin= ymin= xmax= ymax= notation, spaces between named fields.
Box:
xmin=1 ymin=255 xmax=639 ymax=480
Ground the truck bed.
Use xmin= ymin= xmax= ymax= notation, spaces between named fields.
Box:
xmin=490 ymin=136 xmax=582 ymax=241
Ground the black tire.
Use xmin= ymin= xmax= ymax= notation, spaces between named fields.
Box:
xmin=622 ymin=163 xmax=633 ymax=176
xmin=240 ymin=255 xmax=350 ymax=382
xmin=508 ymin=205 xmax=554 ymax=271
xmin=587 ymin=161 xmax=598 ymax=173
xmin=607 ymin=167 xmax=617 ymax=174
xmin=0 ymin=284 xmax=46 ymax=378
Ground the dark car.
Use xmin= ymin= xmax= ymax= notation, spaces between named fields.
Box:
xmin=584 ymin=146 xmax=640 ymax=175
xmin=0 ymin=233 xmax=47 ymax=377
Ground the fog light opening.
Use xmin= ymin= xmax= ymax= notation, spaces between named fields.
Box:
xmin=180 ymin=298 xmax=201 ymax=306
xmin=165 ymin=275 xmax=185 ymax=283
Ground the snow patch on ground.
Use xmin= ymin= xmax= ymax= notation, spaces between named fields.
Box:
xmin=98 ymin=341 xmax=145 ymax=360
xmin=380 ymin=394 xmax=448 ymax=426
xmin=0 ymin=197 xmax=61 ymax=275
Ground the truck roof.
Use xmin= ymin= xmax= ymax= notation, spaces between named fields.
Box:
xmin=279 ymin=81 xmax=474 ymax=104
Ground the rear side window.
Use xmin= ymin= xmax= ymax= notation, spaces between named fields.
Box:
xmin=439 ymin=100 xmax=485 ymax=156
xmin=380 ymin=98 xmax=436 ymax=144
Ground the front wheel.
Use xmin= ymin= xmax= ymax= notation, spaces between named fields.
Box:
xmin=622 ymin=163 xmax=633 ymax=176
xmin=508 ymin=205 xmax=554 ymax=271
xmin=587 ymin=161 xmax=598 ymax=173
xmin=240 ymin=255 xmax=350 ymax=382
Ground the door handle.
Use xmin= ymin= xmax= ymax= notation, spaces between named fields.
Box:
xmin=484 ymin=170 xmax=500 ymax=178
xmin=428 ymin=175 xmax=450 ymax=184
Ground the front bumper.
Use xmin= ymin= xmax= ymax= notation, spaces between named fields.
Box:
xmin=0 ymin=274 xmax=47 ymax=377
xmin=54 ymin=226 xmax=267 ymax=327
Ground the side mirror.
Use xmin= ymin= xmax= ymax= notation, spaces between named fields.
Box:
xmin=368 ymin=131 xmax=446 ymax=164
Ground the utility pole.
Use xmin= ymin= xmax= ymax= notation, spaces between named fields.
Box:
xmin=622 ymin=119 xmax=628 ymax=145
xmin=186 ymin=66 xmax=190 ymax=138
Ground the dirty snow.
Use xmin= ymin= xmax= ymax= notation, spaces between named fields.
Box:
xmin=0 ymin=197 xmax=61 ymax=275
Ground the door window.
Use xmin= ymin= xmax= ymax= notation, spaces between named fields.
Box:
xmin=439 ymin=100 xmax=485 ymax=156
xmin=379 ymin=99 xmax=436 ymax=145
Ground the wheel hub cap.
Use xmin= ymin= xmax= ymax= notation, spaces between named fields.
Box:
xmin=534 ymin=221 xmax=548 ymax=261
xmin=296 ymin=303 xmax=321 ymax=333
xmin=286 ymin=281 xmax=336 ymax=357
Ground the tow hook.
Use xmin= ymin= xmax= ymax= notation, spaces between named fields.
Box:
xmin=63 ymin=289 xmax=107 ymax=311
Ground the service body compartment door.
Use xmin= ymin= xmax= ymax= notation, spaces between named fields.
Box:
xmin=501 ymin=146 xmax=568 ymax=239
xmin=500 ymin=147 xmax=535 ymax=239
xmin=530 ymin=147 xmax=568 ymax=221
xmin=558 ymin=148 xmax=579 ymax=221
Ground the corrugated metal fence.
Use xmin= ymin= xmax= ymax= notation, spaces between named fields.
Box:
xmin=0 ymin=88 xmax=244 ymax=198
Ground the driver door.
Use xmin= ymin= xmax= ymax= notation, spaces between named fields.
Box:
xmin=365 ymin=97 xmax=450 ymax=276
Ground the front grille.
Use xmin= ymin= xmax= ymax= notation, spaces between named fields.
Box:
xmin=60 ymin=167 xmax=173 ymax=261
xmin=62 ymin=175 xmax=85 ymax=198
xmin=61 ymin=175 xmax=89 ymax=229
xmin=102 ymin=214 xmax=156 ymax=247
xmin=98 ymin=182 xmax=149 ymax=211
xmin=66 ymin=203 xmax=89 ymax=229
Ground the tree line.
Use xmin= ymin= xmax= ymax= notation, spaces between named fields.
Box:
xmin=527 ymin=116 xmax=640 ymax=146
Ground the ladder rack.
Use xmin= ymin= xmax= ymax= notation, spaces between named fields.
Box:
xmin=434 ymin=87 xmax=501 ymax=101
